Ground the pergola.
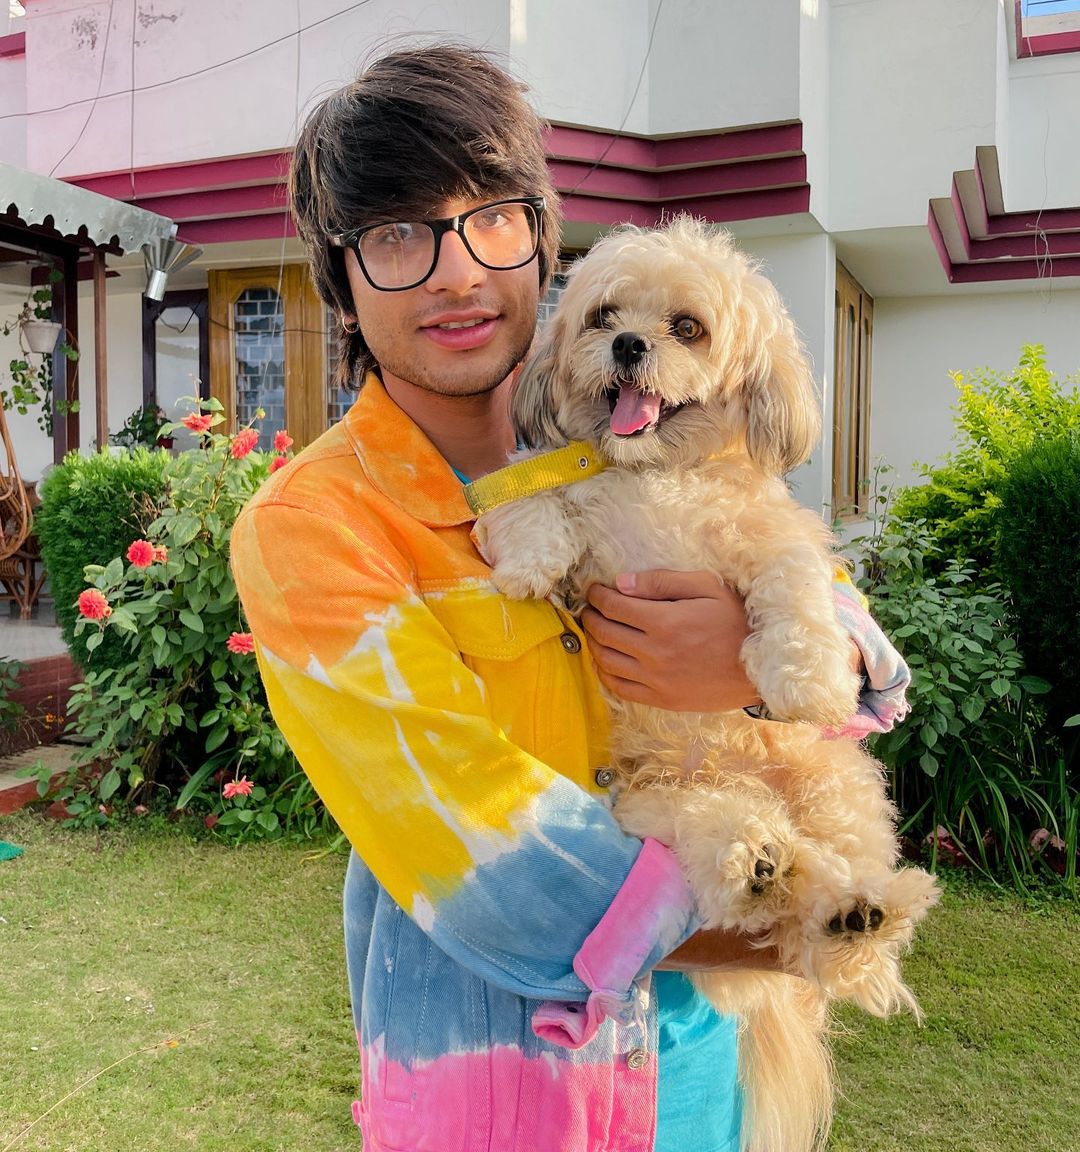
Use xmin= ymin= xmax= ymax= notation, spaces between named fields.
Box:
xmin=1 ymin=161 xmax=181 ymax=462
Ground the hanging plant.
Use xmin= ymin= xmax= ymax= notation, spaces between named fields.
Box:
xmin=1 ymin=268 xmax=80 ymax=436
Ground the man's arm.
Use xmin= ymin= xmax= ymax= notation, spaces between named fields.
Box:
xmin=582 ymin=568 xmax=910 ymax=737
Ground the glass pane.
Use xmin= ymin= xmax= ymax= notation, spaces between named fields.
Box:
xmin=234 ymin=288 xmax=284 ymax=451
xmin=155 ymin=305 xmax=202 ymax=449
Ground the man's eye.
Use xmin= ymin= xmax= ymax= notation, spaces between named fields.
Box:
xmin=368 ymin=223 xmax=417 ymax=246
xmin=672 ymin=316 xmax=704 ymax=341
xmin=474 ymin=209 xmax=510 ymax=230
xmin=586 ymin=306 xmax=615 ymax=330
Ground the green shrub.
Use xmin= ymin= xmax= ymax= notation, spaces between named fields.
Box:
xmin=34 ymin=448 xmax=168 ymax=668
xmin=996 ymin=433 xmax=1080 ymax=724
xmin=858 ymin=522 xmax=1075 ymax=889
xmin=891 ymin=345 xmax=1080 ymax=584
xmin=51 ymin=401 xmax=334 ymax=843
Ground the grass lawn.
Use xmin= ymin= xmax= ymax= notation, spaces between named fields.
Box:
xmin=1 ymin=812 xmax=1078 ymax=1151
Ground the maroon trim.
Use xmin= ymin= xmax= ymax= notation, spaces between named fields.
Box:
xmin=0 ymin=31 xmax=26 ymax=58
xmin=64 ymin=122 xmax=811 ymax=245
xmin=1019 ymin=28 xmax=1080 ymax=56
xmin=929 ymin=146 xmax=1080 ymax=283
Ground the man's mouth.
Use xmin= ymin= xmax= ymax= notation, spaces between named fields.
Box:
xmin=435 ymin=318 xmax=488 ymax=330
xmin=605 ymin=379 xmax=687 ymax=437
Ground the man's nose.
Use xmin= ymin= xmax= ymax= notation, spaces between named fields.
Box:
xmin=425 ymin=229 xmax=486 ymax=294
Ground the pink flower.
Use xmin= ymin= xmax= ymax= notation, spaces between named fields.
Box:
xmin=226 ymin=631 xmax=255 ymax=655
xmin=126 ymin=539 xmax=156 ymax=568
xmin=269 ymin=455 xmax=288 ymax=473
xmin=223 ymin=777 xmax=254 ymax=799
xmin=273 ymin=430 xmax=294 ymax=453
xmin=182 ymin=412 xmax=214 ymax=434
xmin=153 ymin=545 xmax=169 ymax=564
xmin=230 ymin=428 xmax=260 ymax=459
xmin=77 ymin=589 xmax=112 ymax=620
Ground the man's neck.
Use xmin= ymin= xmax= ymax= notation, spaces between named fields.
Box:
xmin=379 ymin=370 xmax=518 ymax=481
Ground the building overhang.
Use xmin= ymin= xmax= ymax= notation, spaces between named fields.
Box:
xmin=928 ymin=146 xmax=1080 ymax=285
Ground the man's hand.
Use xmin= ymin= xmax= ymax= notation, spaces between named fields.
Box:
xmin=657 ymin=927 xmax=782 ymax=972
xmin=580 ymin=569 xmax=759 ymax=712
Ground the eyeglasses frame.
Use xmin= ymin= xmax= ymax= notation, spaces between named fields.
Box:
xmin=328 ymin=196 xmax=547 ymax=292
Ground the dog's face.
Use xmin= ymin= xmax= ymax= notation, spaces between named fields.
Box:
xmin=513 ymin=216 xmax=820 ymax=475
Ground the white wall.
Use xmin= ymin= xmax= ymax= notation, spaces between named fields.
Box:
xmin=1005 ymin=53 xmax=1080 ymax=210
xmin=828 ymin=0 xmax=1003 ymax=231
xmin=871 ymin=289 xmax=1080 ymax=490
xmin=0 ymin=52 xmax=26 ymax=169
xmin=800 ymin=0 xmax=831 ymax=228
xmin=742 ymin=231 xmax=835 ymax=514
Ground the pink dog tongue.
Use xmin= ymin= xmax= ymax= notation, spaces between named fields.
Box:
xmin=610 ymin=385 xmax=662 ymax=436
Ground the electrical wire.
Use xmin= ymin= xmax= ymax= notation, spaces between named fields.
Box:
xmin=47 ymin=0 xmax=117 ymax=177
xmin=566 ymin=0 xmax=665 ymax=197
xmin=0 ymin=0 xmax=375 ymax=124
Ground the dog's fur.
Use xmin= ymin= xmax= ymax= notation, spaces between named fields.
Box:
xmin=474 ymin=217 xmax=940 ymax=1152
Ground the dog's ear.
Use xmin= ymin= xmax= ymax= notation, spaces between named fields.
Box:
xmin=511 ymin=313 xmax=568 ymax=449
xmin=742 ymin=284 xmax=821 ymax=476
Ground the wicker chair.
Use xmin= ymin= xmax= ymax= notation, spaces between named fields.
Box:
xmin=1 ymin=401 xmax=45 ymax=620
xmin=0 ymin=483 xmax=45 ymax=620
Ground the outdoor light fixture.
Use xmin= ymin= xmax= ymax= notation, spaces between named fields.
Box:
xmin=143 ymin=226 xmax=202 ymax=301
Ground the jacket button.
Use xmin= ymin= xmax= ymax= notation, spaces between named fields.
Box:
xmin=559 ymin=631 xmax=582 ymax=653
xmin=594 ymin=768 xmax=615 ymax=788
xmin=626 ymin=1047 xmax=648 ymax=1070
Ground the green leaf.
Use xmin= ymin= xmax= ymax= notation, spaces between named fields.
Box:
xmin=103 ymin=556 xmax=124 ymax=585
xmin=85 ymin=631 xmax=103 ymax=653
xmin=960 ymin=695 xmax=984 ymax=723
xmin=919 ymin=751 xmax=939 ymax=777
xmin=1065 ymin=714 xmax=1080 ymax=728
xmin=109 ymin=606 xmax=138 ymax=635
xmin=179 ymin=609 xmax=204 ymax=633
xmin=205 ymin=724 xmax=229 ymax=753
xmin=1018 ymin=675 xmax=1052 ymax=695
xmin=175 ymin=755 xmax=227 ymax=810
xmin=151 ymin=624 xmax=167 ymax=646
xmin=98 ymin=767 xmax=122 ymax=800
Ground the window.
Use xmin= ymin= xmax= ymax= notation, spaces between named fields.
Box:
xmin=1016 ymin=0 xmax=1080 ymax=57
xmin=832 ymin=262 xmax=873 ymax=520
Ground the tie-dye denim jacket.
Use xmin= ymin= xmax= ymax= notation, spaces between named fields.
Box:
xmin=231 ymin=375 xmax=910 ymax=1152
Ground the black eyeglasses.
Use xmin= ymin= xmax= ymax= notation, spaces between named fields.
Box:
xmin=329 ymin=197 xmax=546 ymax=291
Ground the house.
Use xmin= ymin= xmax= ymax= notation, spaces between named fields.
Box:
xmin=2 ymin=0 xmax=1079 ymax=521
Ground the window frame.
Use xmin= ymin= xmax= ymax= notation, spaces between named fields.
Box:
xmin=832 ymin=262 xmax=873 ymax=522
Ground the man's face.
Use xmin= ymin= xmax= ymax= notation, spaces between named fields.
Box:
xmin=344 ymin=195 xmax=541 ymax=398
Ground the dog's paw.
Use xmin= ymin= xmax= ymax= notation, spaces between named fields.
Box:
xmin=788 ymin=865 xmax=941 ymax=1017
xmin=750 ymin=628 xmax=862 ymax=727
xmin=491 ymin=561 xmax=559 ymax=601
xmin=684 ymin=822 xmax=798 ymax=932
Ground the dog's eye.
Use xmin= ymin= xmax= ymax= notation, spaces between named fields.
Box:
xmin=672 ymin=316 xmax=704 ymax=341
xmin=586 ymin=306 xmax=615 ymax=330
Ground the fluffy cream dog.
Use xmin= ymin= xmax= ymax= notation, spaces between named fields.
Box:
xmin=474 ymin=216 xmax=939 ymax=1152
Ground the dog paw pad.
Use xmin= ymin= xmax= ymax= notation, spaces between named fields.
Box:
xmin=749 ymin=843 xmax=782 ymax=894
xmin=827 ymin=903 xmax=885 ymax=935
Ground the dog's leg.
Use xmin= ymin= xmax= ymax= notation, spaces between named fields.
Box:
xmin=614 ymin=779 xmax=800 ymax=935
xmin=474 ymin=490 xmax=587 ymax=601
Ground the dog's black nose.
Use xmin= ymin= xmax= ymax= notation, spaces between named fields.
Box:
xmin=611 ymin=331 xmax=651 ymax=368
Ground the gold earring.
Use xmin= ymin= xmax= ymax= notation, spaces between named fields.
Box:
xmin=341 ymin=317 xmax=359 ymax=334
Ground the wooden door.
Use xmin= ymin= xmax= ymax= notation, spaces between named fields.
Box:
xmin=208 ymin=265 xmax=326 ymax=450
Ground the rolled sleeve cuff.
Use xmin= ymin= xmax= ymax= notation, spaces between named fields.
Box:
xmin=531 ymin=837 xmax=697 ymax=1049
xmin=829 ymin=582 xmax=911 ymax=740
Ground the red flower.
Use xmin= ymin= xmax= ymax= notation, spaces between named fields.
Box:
xmin=226 ymin=631 xmax=255 ymax=655
xmin=126 ymin=539 xmax=156 ymax=568
xmin=181 ymin=412 xmax=214 ymax=434
xmin=269 ymin=455 xmax=288 ymax=473
xmin=153 ymin=545 xmax=169 ymax=564
xmin=77 ymin=588 xmax=112 ymax=620
xmin=273 ymin=430 xmax=294 ymax=453
xmin=230 ymin=428 xmax=260 ymax=459
xmin=223 ymin=777 xmax=254 ymax=799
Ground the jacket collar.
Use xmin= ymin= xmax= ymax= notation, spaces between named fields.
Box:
xmin=343 ymin=373 xmax=475 ymax=527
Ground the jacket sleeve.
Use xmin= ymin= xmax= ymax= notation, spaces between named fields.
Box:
xmin=231 ymin=498 xmax=697 ymax=1041
xmin=830 ymin=572 xmax=911 ymax=739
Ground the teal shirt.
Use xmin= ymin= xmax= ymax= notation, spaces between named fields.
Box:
xmin=655 ymin=972 xmax=744 ymax=1152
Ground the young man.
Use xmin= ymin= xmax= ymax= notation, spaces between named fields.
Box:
xmin=230 ymin=45 xmax=909 ymax=1152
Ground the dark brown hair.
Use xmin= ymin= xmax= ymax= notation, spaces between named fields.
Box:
xmin=289 ymin=44 xmax=562 ymax=390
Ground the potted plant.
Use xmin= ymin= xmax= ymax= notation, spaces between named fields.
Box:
xmin=110 ymin=403 xmax=172 ymax=450
xmin=1 ymin=268 xmax=80 ymax=436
